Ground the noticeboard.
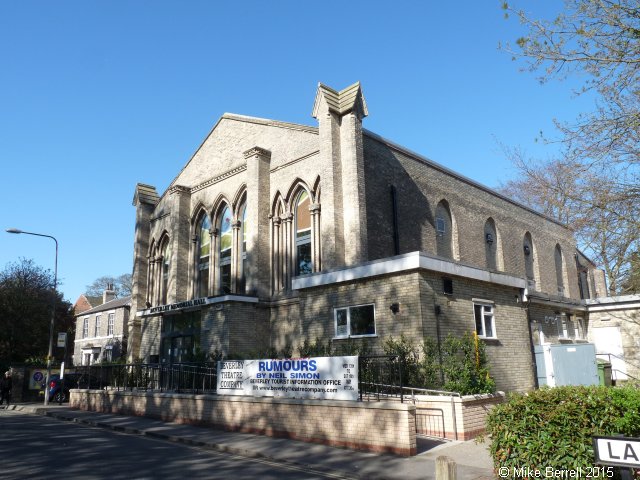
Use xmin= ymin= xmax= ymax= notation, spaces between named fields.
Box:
xmin=217 ymin=355 xmax=358 ymax=401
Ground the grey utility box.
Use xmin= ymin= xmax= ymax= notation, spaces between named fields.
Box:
xmin=535 ymin=343 xmax=599 ymax=387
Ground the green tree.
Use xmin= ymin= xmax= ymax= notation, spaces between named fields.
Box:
xmin=0 ymin=258 xmax=74 ymax=364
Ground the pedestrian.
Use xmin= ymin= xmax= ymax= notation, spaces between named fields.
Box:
xmin=0 ymin=371 xmax=12 ymax=406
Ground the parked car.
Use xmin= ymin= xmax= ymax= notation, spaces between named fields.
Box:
xmin=41 ymin=373 xmax=100 ymax=403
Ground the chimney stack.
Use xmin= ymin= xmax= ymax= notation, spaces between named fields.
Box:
xmin=103 ymin=283 xmax=117 ymax=304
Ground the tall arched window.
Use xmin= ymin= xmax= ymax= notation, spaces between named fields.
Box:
xmin=435 ymin=200 xmax=453 ymax=259
xmin=523 ymin=232 xmax=535 ymax=289
xmin=555 ymin=244 xmax=565 ymax=296
xmin=197 ymin=214 xmax=211 ymax=298
xmin=239 ymin=204 xmax=247 ymax=293
xmin=218 ymin=206 xmax=233 ymax=294
xmin=160 ymin=239 xmax=171 ymax=305
xmin=484 ymin=218 xmax=498 ymax=270
xmin=295 ymin=190 xmax=312 ymax=275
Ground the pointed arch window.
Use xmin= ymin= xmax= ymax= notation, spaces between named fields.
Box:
xmin=239 ymin=204 xmax=247 ymax=294
xmin=160 ymin=239 xmax=171 ymax=305
xmin=197 ymin=214 xmax=211 ymax=298
xmin=219 ymin=206 xmax=233 ymax=294
xmin=295 ymin=190 xmax=312 ymax=275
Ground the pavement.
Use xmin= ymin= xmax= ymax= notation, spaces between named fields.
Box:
xmin=1 ymin=403 xmax=496 ymax=479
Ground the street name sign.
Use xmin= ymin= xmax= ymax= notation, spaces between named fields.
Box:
xmin=593 ymin=435 xmax=640 ymax=467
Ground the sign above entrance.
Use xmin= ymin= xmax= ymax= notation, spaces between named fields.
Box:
xmin=137 ymin=294 xmax=258 ymax=317
xmin=217 ymin=355 xmax=358 ymax=401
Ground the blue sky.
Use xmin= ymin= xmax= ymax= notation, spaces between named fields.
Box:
xmin=0 ymin=1 xmax=593 ymax=304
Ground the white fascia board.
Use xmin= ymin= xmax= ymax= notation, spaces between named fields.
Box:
xmin=292 ymin=252 xmax=526 ymax=290
xmin=587 ymin=302 xmax=640 ymax=312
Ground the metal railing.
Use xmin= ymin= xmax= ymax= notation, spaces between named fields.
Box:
xmin=596 ymin=353 xmax=640 ymax=382
xmin=358 ymin=355 xmax=404 ymax=402
xmin=74 ymin=363 xmax=217 ymax=394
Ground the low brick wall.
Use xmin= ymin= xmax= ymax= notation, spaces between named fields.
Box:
xmin=413 ymin=392 xmax=505 ymax=440
xmin=70 ymin=390 xmax=417 ymax=456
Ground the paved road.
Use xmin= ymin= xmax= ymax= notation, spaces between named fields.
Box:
xmin=0 ymin=409 xmax=352 ymax=480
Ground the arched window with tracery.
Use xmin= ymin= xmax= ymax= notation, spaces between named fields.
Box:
xmin=218 ymin=206 xmax=233 ymax=294
xmin=196 ymin=214 xmax=211 ymax=298
xmin=295 ymin=190 xmax=312 ymax=275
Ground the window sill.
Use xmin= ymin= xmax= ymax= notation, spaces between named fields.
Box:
xmin=332 ymin=334 xmax=378 ymax=340
xmin=478 ymin=336 xmax=500 ymax=345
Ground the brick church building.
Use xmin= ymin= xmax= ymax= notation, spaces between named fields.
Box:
xmin=127 ymin=82 xmax=612 ymax=392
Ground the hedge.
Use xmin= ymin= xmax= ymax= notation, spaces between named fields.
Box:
xmin=485 ymin=386 xmax=640 ymax=475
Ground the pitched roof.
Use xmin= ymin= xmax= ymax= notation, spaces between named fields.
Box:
xmin=77 ymin=296 xmax=132 ymax=317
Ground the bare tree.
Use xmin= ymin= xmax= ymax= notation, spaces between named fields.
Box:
xmin=85 ymin=273 xmax=132 ymax=298
xmin=501 ymin=1 xmax=640 ymax=293
xmin=503 ymin=1 xmax=639 ymax=183
xmin=500 ymin=147 xmax=639 ymax=294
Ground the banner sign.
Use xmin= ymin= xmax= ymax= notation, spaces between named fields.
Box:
xmin=217 ymin=355 xmax=358 ymax=401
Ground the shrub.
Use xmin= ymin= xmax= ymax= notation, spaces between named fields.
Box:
xmin=441 ymin=332 xmax=495 ymax=395
xmin=486 ymin=386 xmax=640 ymax=474
xmin=382 ymin=332 xmax=495 ymax=395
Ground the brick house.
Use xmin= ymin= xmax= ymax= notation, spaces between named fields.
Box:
xmin=73 ymin=287 xmax=131 ymax=365
xmin=128 ymin=82 xmax=609 ymax=392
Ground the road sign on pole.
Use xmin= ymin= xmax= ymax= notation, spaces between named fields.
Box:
xmin=57 ymin=332 xmax=67 ymax=348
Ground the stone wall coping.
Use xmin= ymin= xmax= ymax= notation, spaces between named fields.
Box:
xmin=411 ymin=392 xmax=505 ymax=404
xmin=72 ymin=389 xmax=416 ymax=412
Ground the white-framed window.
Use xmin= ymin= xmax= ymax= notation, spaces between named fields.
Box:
xmin=334 ymin=304 xmax=376 ymax=338
xmin=107 ymin=313 xmax=115 ymax=336
xmin=82 ymin=317 xmax=89 ymax=339
xmin=474 ymin=302 xmax=496 ymax=338
xmin=94 ymin=315 xmax=101 ymax=337
xmin=104 ymin=346 xmax=113 ymax=363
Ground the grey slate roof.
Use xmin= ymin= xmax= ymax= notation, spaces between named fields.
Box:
xmin=77 ymin=296 xmax=132 ymax=317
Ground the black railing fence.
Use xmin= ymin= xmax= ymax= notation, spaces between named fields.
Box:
xmin=75 ymin=363 xmax=217 ymax=394
xmin=74 ymin=355 xmax=418 ymax=401
xmin=358 ymin=355 xmax=405 ymax=402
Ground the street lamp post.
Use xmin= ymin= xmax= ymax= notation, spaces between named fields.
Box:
xmin=6 ymin=228 xmax=58 ymax=406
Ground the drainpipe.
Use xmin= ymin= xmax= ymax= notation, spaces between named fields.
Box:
xmin=524 ymin=290 xmax=540 ymax=389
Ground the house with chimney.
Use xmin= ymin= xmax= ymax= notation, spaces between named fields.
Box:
xmin=126 ymin=82 xmax=623 ymax=392
xmin=73 ymin=285 xmax=131 ymax=365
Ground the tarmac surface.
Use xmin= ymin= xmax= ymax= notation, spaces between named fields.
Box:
xmin=1 ymin=403 xmax=496 ymax=479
